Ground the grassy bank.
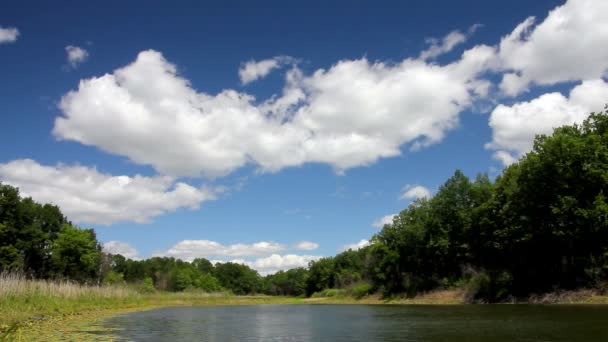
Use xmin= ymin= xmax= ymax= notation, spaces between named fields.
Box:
xmin=0 ymin=273 xmax=301 ymax=340
xmin=3 ymin=274 xmax=608 ymax=341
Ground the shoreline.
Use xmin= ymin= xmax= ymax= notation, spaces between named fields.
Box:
xmin=5 ymin=290 xmax=608 ymax=341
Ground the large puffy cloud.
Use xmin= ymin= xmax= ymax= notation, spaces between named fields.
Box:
xmin=158 ymin=240 xmax=286 ymax=260
xmin=0 ymin=26 xmax=19 ymax=44
xmin=53 ymin=44 xmax=495 ymax=178
xmin=497 ymin=0 xmax=608 ymax=96
xmin=487 ymin=79 xmax=608 ymax=165
xmin=0 ymin=159 xmax=214 ymax=225
xmin=103 ymin=241 xmax=140 ymax=260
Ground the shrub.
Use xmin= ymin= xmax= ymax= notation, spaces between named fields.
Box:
xmin=311 ymin=288 xmax=345 ymax=298
xmin=350 ymin=282 xmax=373 ymax=299
xmin=133 ymin=277 xmax=156 ymax=294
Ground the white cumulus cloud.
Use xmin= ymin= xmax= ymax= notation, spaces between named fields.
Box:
xmin=293 ymin=241 xmax=319 ymax=251
xmin=0 ymin=159 xmax=214 ymax=225
xmin=103 ymin=241 xmax=140 ymax=260
xmin=0 ymin=26 xmax=19 ymax=44
xmin=400 ymin=185 xmax=431 ymax=200
xmin=158 ymin=240 xmax=320 ymax=274
xmin=157 ymin=240 xmax=286 ymax=260
xmin=496 ymin=0 xmax=608 ymax=96
xmin=65 ymin=45 xmax=89 ymax=68
xmin=372 ymin=213 xmax=397 ymax=228
xmin=244 ymin=254 xmax=322 ymax=275
xmin=339 ymin=239 xmax=370 ymax=252
xmin=53 ymin=46 xmax=495 ymax=178
xmin=487 ymin=79 xmax=608 ymax=165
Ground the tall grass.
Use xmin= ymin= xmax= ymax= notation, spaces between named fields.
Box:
xmin=0 ymin=272 xmax=302 ymax=338
xmin=0 ymin=272 xmax=136 ymax=300
xmin=0 ymin=272 xmax=144 ymax=338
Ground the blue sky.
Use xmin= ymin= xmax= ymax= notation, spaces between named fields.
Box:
xmin=1 ymin=0 xmax=607 ymax=274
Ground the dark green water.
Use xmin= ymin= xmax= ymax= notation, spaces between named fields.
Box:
xmin=102 ymin=304 xmax=608 ymax=341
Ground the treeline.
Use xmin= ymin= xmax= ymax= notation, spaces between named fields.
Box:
xmin=0 ymin=186 xmax=101 ymax=282
xmin=304 ymin=108 xmax=608 ymax=301
xmin=0 ymin=184 xmax=307 ymax=294
xmin=106 ymin=254 xmax=312 ymax=295
xmin=2 ymin=109 xmax=608 ymax=301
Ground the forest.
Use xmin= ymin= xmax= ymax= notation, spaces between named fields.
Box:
xmin=2 ymin=108 xmax=608 ymax=302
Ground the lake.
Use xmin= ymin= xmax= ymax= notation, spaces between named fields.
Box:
xmin=102 ymin=304 xmax=608 ymax=341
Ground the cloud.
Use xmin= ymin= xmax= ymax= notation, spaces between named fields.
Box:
xmin=0 ymin=159 xmax=214 ymax=225
xmin=243 ymin=254 xmax=322 ymax=275
xmin=420 ymin=32 xmax=464 ymax=60
xmin=400 ymin=185 xmax=431 ymax=200
xmin=239 ymin=56 xmax=293 ymax=85
xmin=496 ymin=0 xmax=608 ymax=96
xmin=487 ymin=79 xmax=608 ymax=165
xmin=158 ymin=240 xmax=321 ymax=274
xmin=103 ymin=241 xmax=140 ymax=260
xmin=293 ymin=241 xmax=319 ymax=251
xmin=371 ymin=213 xmax=397 ymax=228
xmin=65 ymin=45 xmax=89 ymax=68
xmin=53 ymin=46 xmax=494 ymax=178
xmin=339 ymin=239 xmax=370 ymax=252
xmin=0 ymin=26 xmax=19 ymax=44
xmin=157 ymin=240 xmax=286 ymax=260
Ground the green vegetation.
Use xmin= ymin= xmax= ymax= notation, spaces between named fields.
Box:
xmin=2 ymin=107 xmax=608 ymax=336
xmin=368 ymin=108 xmax=608 ymax=301
xmin=308 ymin=108 xmax=608 ymax=302
xmin=0 ymin=272 xmax=304 ymax=340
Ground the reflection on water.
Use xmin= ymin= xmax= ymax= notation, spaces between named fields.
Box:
xmin=102 ymin=304 xmax=608 ymax=341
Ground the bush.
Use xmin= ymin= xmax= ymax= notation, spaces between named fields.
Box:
xmin=133 ymin=277 xmax=156 ymax=294
xmin=194 ymin=273 xmax=222 ymax=292
xmin=350 ymin=282 xmax=373 ymax=299
xmin=463 ymin=272 xmax=491 ymax=303
xmin=102 ymin=270 xmax=125 ymax=286
xmin=311 ymin=288 xmax=345 ymax=298
xmin=463 ymin=270 xmax=512 ymax=303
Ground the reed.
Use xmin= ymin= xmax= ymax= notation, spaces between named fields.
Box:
xmin=0 ymin=272 xmax=300 ymax=339
xmin=0 ymin=272 xmax=135 ymax=300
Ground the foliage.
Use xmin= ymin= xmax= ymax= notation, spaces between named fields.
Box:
xmin=213 ymin=262 xmax=261 ymax=295
xmin=368 ymin=107 xmax=608 ymax=300
xmin=0 ymin=184 xmax=66 ymax=278
xmin=102 ymin=270 xmax=125 ymax=286
xmin=50 ymin=224 xmax=101 ymax=283
xmin=263 ymin=268 xmax=308 ymax=296
xmin=350 ymin=282 xmax=373 ymax=299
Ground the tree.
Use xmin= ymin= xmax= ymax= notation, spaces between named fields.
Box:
xmin=192 ymin=258 xmax=214 ymax=274
xmin=213 ymin=262 xmax=261 ymax=294
xmin=487 ymin=109 xmax=608 ymax=295
xmin=305 ymin=258 xmax=335 ymax=296
xmin=194 ymin=273 xmax=222 ymax=292
xmin=0 ymin=183 xmax=66 ymax=277
xmin=174 ymin=268 xmax=194 ymax=291
xmin=50 ymin=224 xmax=101 ymax=282
xmin=264 ymin=268 xmax=308 ymax=296
xmin=333 ymin=250 xmax=366 ymax=288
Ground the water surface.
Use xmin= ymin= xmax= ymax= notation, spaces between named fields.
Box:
xmin=102 ymin=304 xmax=608 ymax=341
